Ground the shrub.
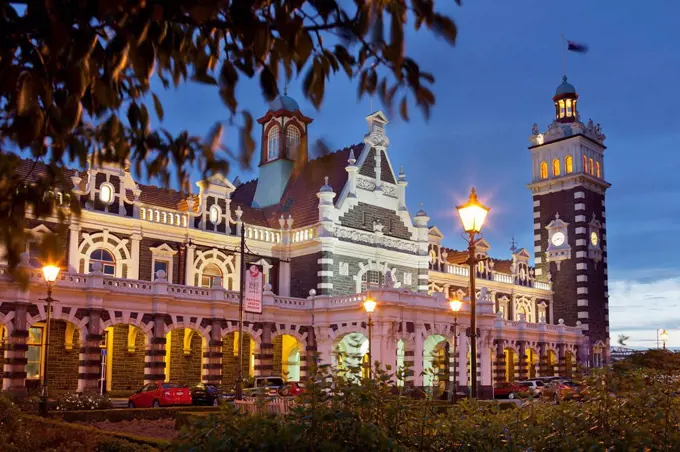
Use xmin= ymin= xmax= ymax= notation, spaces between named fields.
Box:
xmin=55 ymin=392 xmax=114 ymax=411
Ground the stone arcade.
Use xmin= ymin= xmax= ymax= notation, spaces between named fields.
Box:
xmin=0 ymin=77 xmax=608 ymax=397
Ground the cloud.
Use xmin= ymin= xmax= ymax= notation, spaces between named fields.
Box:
xmin=609 ymin=277 xmax=680 ymax=348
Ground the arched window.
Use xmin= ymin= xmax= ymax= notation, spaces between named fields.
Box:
xmin=361 ymin=270 xmax=384 ymax=292
xmin=558 ymin=100 xmax=565 ymax=118
xmin=589 ymin=158 xmax=594 ymax=175
xmin=209 ymin=204 xmax=220 ymax=224
xmin=565 ymin=156 xmax=573 ymax=173
xmin=540 ymin=161 xmax=548 ymax=179
xmin=267 ymin=125 xmax=280 ymax=161
xmin=552 ymin=159 xmax=561 ymax=176
xmin=99 ymin=182 xmax=114 ymax=205
xmin=582 ymin=155 xmax=587 ymax=172
xmin=201 ymin=263 xmax=222 ymax=288
xmin=285 ymin=126 xmax=300 ymax=159
xmin=566 ymin=99 xmax=572 ymax=117
xmin=89 ymin=249 xmax=115 ymax=275
xmin=596 ymin=161 xmax=601 ymax=178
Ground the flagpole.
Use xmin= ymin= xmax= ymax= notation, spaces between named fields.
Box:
xmin=561 ymin=33 xmax=566 ymax=76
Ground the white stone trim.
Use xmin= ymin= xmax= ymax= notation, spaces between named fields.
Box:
xmin=534 ymin=268 xmax=542 ymax=276
xmin=578 ymin=311 xmax=589 ymax=319
xmin=535 ymin=257 xmax=542 ymax=264
xmin=533 ymin=200 xmax=540 ymax=207
xmin=576 ymin=239 xmax=586 ymax=246
xmin=149 ymin=243 xmax=178 ymax=283
xmin=353 ymin=259 xmax=401 ymax=293
xmin=317 ymin=282 xmax=333 ymax=289
xmin=574 ymin=203 xmax=585 ymax=211
xmin=577 ymin=287 xmax=588 ymax=294
xmin=317 ymin=271 xmax=333 ymax=277
xmin=574 ymin=191 xmax=585 ymax=199
xmin=193 ymin=248 xmax=237 ymax=290
xmin=533 ymin=211 xmax=540 ymax=219
xmin=576 ymin=263 xmax=587 ymax=270
xmin=577 ymin=275 xmax=587 ymax=282
xmin=534 ymin=223 xmax=541 ymax=230
xmin=318 ymin=258 xmax=334 ymax=265
xmin=79 ymin=230 xmax=132 ymax=278
xmin=575 ymin=227 xmax=586 ymax=234
xmin=580 ymin=324 xmax=589 ymax=331
xmin=534 ymin=245 xmax=541 ymax=252
xmin=576 ymin=251 xmax=586 ymax=258
xmin=575 ymin=215 xmax=586 ymax=222
xmin=577 ymin=299 xmax=588 ymax=307
xmin=534 ymin=234 xmax=541 ymax=241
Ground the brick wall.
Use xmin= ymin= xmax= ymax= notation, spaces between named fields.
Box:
xmin=290 ymin=252 xmax=321 ymax=298
xmin=138 ymin=238 xmax=182 ymax=282
xmin=339 ymin=202 xmax=411 ymax=240
xmin=222 ymin=333 xmax=253 ymax=386
xmin=46 ymin=320 xmax=79 ymax=392
xmin=330 ymin=254 xmax=419 ymax=296
xmin=273 ymin=336 xmax=283 ymax=376
xmin=167 ymin=328 xmax=202 ymax=385
xmin=110 ymin=324 xmax=145 ymax=391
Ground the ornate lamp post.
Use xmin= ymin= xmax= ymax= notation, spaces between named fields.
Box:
xmin=456 ymin=187 xmax=489 ymax=399
xmin=39 ymin=264 xmax=61 ymax=416
xmin=661 ymin=329 xmax=668 ymax=350
xmin=363 ymin=296 xmax=377 ymax=379
xmin=448 ymin=298 xmax=463 ymax=403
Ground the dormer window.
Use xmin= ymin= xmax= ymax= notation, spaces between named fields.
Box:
xmin=267 ymin=125 xmax=280 ymax=161
xmin=99 ymin=182 xmax=114 ymax=205
xmin=209 ymin=204 xmax=221 ymax=224
xmin=540 ymin=161 xmax=548 ymax=179
xmin=286 ymin=126 xmax=300 ymax=159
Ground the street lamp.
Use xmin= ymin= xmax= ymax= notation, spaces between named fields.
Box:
xmin=40 ymin=264 xmax=61 ymax=416
xmin=363 ymin=296 xmax=377 ymax=379
xmin=456 ymin=187 xmax=489 ymax=399
xmin=661 ymin=329 xmax=668 ymax=350
xmin=448 ymin=298 xmax=463 ymax=403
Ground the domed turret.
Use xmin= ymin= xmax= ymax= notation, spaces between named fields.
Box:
xmin=270 ymin=94 xmax=300 ymax=112
xmin=552 ymin=75 xmax=579 ymax=123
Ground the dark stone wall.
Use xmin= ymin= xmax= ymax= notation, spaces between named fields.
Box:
xmin=110 ymin=324 xmax=145 ymax=391
xmin=339 ymin=202 xmax=411 ymax=240
xmin=46 ymin=320 xmax=79 ymax=392
xmin=330 ymin=254 xmax=419 ymax=296
xmin=167 ymin=328 xmax=202 ymax=385
xmin=290 ymin=252 xmax=321 ymax=298
xmin=222 ymin=333 xmax=253 ymax=386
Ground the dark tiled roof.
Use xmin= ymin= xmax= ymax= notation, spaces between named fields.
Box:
xmin=137 ymin=183 xmax=186 ymax=210
xmin=440 ymin=247 xmax=469 ymax=265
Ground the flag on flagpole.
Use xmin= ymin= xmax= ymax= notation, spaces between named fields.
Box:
xmin=567 ymin=40 xmax=589 ymax=53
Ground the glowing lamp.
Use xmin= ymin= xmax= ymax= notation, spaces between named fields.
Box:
xmin=363 ymin=298 xmax=377 ymax=314
xmin=449 ymin=298 xmax=463 ymax=313
xmin=457 ymin=187 xmax=489 ymax=234
xmin=661 ymin=329 xmax=668 ymax=342
xmin=42 ymin=265 xmax=61 ymax=284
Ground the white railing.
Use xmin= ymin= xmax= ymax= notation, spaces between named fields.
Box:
xmin=102 ymin=277 xmax=153 ymax=293
xmin=534 ymin=281 xmax=551 ymax=290
xmin=140 ymin=207 xmax=188 ymax=227
xmin=272 ymin=296 xmax=309 ymax=309
xmin=245 ymin=225 xmax=281 ymax=244
xmin=291 ymin=227 xmax=316 ymax=243
xmin=493 ymin=273 xmax=514 ymax=284
xmin=445 ymin=264 xmax=469 ymax=276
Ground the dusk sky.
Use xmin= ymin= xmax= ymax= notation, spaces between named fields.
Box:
xmin=151 ymin=1 xmax=679 ymax=348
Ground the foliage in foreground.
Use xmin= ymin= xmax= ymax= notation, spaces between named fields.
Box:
xmin=172 ymin=365 xmax=680 ymax=451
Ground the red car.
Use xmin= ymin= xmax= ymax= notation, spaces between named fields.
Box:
xmin=279 ymin=382 xmax=304 ymax=397
xmin=494 ymin=382 xmax=530 ymax=399
xmin=128 ymin=382 xmax=192 ymax=408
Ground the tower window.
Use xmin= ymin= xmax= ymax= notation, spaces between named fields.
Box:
xmin=582 ymin=155 xmax=587 ymax=173
xmin=267 ymin=125 xmax=280 ymax=161
xmin=558 ymin=100 xmax=565 ymax=118
xmin=285 ymin=126 xmax=301 ymax=159
xmin=566 ymin=99 xmax=572 ymax=117
xmin=589 ymin=158 xmax=594 ymax=175
xmin=552 ymin=159 xmax=561 ymax=176
xmin=209 ymin=204 xmax=221 ymax=224
xmin=565 ymin=156 xmax=573 ymax=173
xmin=596 ymin=161 xmax=601 ymax=178
xmin=540 ymin=161 xmax=548 ymax=179
xmin=89 ymin=249 xmax=116 ymax=275
xmin=99 ymin=182 xmax=114 ymax=205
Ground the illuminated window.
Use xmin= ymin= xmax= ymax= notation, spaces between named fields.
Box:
xmin=583 ymin=155 xmax=587 ymax=172
xmin=540 ymin=161 xmax=548 ymax=179
xmin=361 ymin=270 xmax=384 ymax=292
xmin=201 ymin=263 xmax=222 ymax=288
xmin=99 ymin=182 xmax=114 ymax=205
xmin=566 ymin=99 xmax=572 ymax=117
xmin=209 ymin=204 xmax=221 ymax=224
xmin=285 ymin=126 xmax=300 ymax=159
xmin=558 ymin=100 xmax=565 ymax=118
xmin=26 ymin=326 xmax=43 ymax=380
xmin=552 ymin=159 xmax=561 ymax=176
xmin=565 ymin=156 xmax=573 ymax=173
xmin=573 ymin=100 xmax=577 ymax=116
xmin=589 ymin=158 xmax=594 ymax=175
xmin=89 ymin=249 xmax=115 ymax=275
xmin=596 ymin=161 xmax=601 ymax=178
xmin=267 ymin=125 xmax=280 ymax=161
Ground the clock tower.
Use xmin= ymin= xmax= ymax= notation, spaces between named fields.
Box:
xmin=528 ymin=75 xmax=611 ymax=365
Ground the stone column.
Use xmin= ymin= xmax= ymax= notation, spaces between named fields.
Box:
xmin=538 ymin=342 xmax=549 ymax=377
xmin=517 ymin=341 xmax=528 ymax=382
xmin=68 ymin=224 xmax=80 ymax=273
xmin=257 ymin=322 xmax=274 ymax=377
xmin=202 ymin=319 xmax=223 ymax=385
xmin=184 ymin=244 xmax=195 ymax=287
xmin=413 ymin=325 xmax=425 ymax=387
xmin=557 ymin=343 xmax=566 ymax=377
xmin=77 ymin=310 xmax=104 ymax=393
xmin=128 ymin=232 xmax=142 ymax=280
xmin=494 ymin=339 xmax=506 ymax=385
xmin=2 ymin=303 xmax=29 ymax=394
xmin=301 ymin=326 xmax=317 ymax=380
xmin=144 ymin=314 xmax=167 ymax=384
xmin=480 ymin=342 xmax=493 ymax=398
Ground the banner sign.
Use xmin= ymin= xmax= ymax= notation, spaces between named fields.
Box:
xmin=244 ymin=264 xmax=264 ymax=314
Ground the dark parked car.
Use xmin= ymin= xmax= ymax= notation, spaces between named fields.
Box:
xmin=190 ymin=383 xmax=234 ymax=406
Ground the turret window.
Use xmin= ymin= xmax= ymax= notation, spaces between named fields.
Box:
xmin=565 ymin=156 xmax=573 ymax=173
xmin=99 ymin=182 xmax=114 ymax=205
xmin=267 ymin=125 xmax=280 ymax=161
xmin=558 ymin=100 xmax=565 ymax=118
xmin=589 ymin=158 xmax=594 ymax=175
xmin=596 ymin=161 xmax=601 ymax=178
xmin=540 ymin=161 xmax=548 ymax=179
xmin=552 ymin=159 xmax=561 ymax=176
xmin=583 ymin=155 xmax=587 ymax=172
xmin=286 ymin=126 xmax=300 ymax=159
xmin=566 ymin=99 xmax=573 ymax=117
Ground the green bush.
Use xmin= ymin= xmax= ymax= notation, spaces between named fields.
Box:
xmin=171 ymin=365 xmax=680 ymax=451
xmin=54 ymin=405 xmax=220 ymax=423
xmin=55 ymin=392 xmax=114 ymax=411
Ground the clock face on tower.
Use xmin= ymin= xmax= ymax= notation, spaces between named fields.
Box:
xmin=551 ymin=231 xmax=566 ymax=246
xmin=590 ymin=231 xmax=599 ymax=246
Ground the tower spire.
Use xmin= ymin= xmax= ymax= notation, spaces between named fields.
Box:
xmin=561 ymin=33 xmax=567 ymax=76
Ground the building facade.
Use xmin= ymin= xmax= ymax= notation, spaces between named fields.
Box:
xmin=0 ymin=77 xmax=601 ymax=397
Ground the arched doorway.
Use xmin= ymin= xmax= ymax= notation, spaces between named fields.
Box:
xmin=103 ymin=324 xmax=148 ymax=393
xmin=504 ymin=348 xmax=518 ymax=382
xmin=27 ymin=319 xmax=82 ymax=394
xmin=564 ymin=350 xmax=576 ymax=378
xmin=335 ymin=333 xmax=368 ymax=383
xmin=423 ymin=334 xmax=449 ymax=395
xmin=165 ymin=328 xmax=204 ymax=386
xmin=222 ymin=331 xmax=255 ymax=387
xmin=273 ymin=334 xmax=303 ymax=382
xmin=526 ymin=348 xmax=539 ymax=379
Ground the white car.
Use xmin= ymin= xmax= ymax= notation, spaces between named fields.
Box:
xmin=519 ymin=379 xmax=545 ymax=395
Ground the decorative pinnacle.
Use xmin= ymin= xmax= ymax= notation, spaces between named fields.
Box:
xmin=468 ymin=187 xmax=479 ymax=203
xmin=555 ymin=212 xmax=560 ymax=220
xmin=348 ymin=149 xmax=356 ymax=165
xmin=510 ymin=235 xmax=518 ymax=254
xmin=324 ymin=176 xmax=329 ymax=185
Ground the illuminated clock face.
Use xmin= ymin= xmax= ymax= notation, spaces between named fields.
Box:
xmin=590 ymin=231 xmax=599 ymax=246
xmin=551 ymin=231 xmax=566 ymax=247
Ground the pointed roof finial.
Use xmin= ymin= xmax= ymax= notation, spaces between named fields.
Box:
xmin=510 ymin=235 xmax=518 ymax=254
xmin=348 ymin=148 xmax=356 ymax=165
xmin=555 ymin=212 xmax=560 ymax=220
xmin=324 ymin=176 xmax=329 ymax=185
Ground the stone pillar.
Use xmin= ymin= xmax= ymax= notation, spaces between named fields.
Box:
xmin=538 ymin=342 xmax=549 ymax=377
xmin=184 ymin=244 xmax=195 ymax=287
xmin=557 ymin=343 xmax=566 ymax=377
xmin=77 ymin=310 xmax=104 ymax=393
xmin=144 ymin=314 xmax=167 ymax=384
xmin=413 ymin=325 xmax=424 ymax=387
xmin=278 ymin=261 xmax=291 ymax=296
xmin=517 ymin=341 xmax=528 ymax=382
xmin=317 ymin=251 xmax=333 ymax=296
xmin=2 ymin=303 xmax=29 ymax=394
xmin=257 ymin=322 xmax=274 ymax=376
xmin=67 ymin=224 xmax=80 ymax=273
xmin=494 ymin=339 xmax=506 ymax=385
xmin=302 ymin=326 xmax=316 ymax=380
xmin=128 ymin=232 xmax=142 ymax=280
xmin=480 ymin=342 xmax=493 ymax=398
xmin=202 ymin=319 xmax=223 ymax=385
